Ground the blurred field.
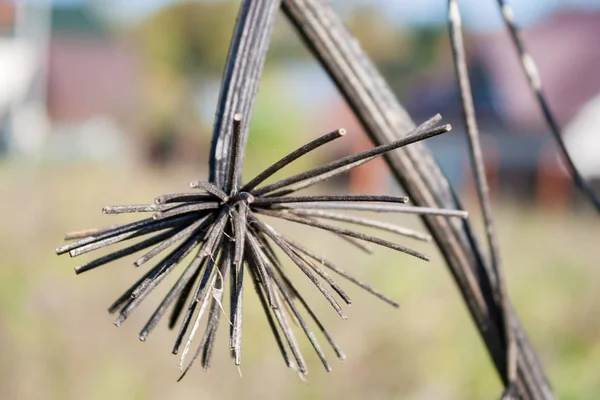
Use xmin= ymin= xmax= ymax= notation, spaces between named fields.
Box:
xmin=1 ymin=162 xmax=599 ymax=400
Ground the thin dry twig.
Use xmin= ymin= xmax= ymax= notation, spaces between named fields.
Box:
xmin=496 ymin=0 xmax=600 ymax=212
xmin=282 ymin=0 xmax=553 ymax=397
xmin=448 ymin=0 xmax=517 ymax=393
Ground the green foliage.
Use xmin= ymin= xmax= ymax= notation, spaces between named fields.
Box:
xmin=52 ymin=5 xmax=109 ymax=36
xmin=133 ymin=2 xmax=239 ymax=153
xmin=245 ymin=71 xmax=310 ymax=178
xmin=345 ymin=5 xmax=410 ymax=65
xmin=137 ymin=1 xmax=238 ymax=77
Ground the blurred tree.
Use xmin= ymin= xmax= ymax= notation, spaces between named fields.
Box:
xmin=410 ymin=26 xmax=447 ymax=70
xmin=265 ymin=15 xmax=312 ymax=63
xmin=138 ymin=1 xmax=238 ymax=77
xmin=346 ymin=5 xmax=410 ymax=65
xmin=134 ymin=1 xmax=239 ymax=165
xmin=345 ymin=5 xmax=425 ymax=98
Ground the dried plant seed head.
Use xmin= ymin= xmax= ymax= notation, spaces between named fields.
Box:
xmin=57 ymin=114 xmax=462 ymax=378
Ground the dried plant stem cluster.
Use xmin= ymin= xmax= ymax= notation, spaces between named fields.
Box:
xmin=448 ymin=2 xmax=600 ymax=397
xmin=53 ymin=0 xmax=590 ymax=397
xmin=282 ymin=0 xmax=557 ymax=398
xmin=57 ymin=115 xmax=464 ymax=377
xmin=447 ymin=1 xmax=516 ymax=397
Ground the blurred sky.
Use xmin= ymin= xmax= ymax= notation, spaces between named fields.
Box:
xmin=43 ymin=0 xmax=600 ymax=30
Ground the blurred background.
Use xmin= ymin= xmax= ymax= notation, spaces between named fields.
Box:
xmin=1 ymin=0 xmax=599 ymax=398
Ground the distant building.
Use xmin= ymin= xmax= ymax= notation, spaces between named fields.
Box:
xmin=477 ymin=9 xmax=600 ymax=132
xmin=565 ymin=93 xmax=600 ymax=183
xmin=476 ymin=9 xmax=600 ymax=207
xmin=0 ymin=4 xmax=141 ymax=161
xmin=400 ymin=9 xmax=600 ymax=208
xmin=48 ymin=6 xmax=140 ymax=125
xmin=43 ymin=6 xmax=141 ymax=162
xmin=0 ymin=1 xmax=47 ymax=157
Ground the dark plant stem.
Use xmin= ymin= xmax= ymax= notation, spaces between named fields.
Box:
xmin=285 ymin=208 xmax=432 ymax=241
xmin=447 ymin=0 xmax=517 ymax=393
xmin=241 ymin=128 xmax=346 ymax=192
xmin=252 ymin=125 xmax=450 ymax=196
xmin=272 ymin=202 xmax=468 ymax=218
xmin=281 ymin=0 xmax=553 ymax=398
xmin=209 ymin=0 xmax=282 ymax=189
xmin=256 ymin=208 xmax=430 ymax=261
xmin=252 ymin=194 xmax=409 ymax=206
xmin=495 ymin=0 xmax=600 ymax=212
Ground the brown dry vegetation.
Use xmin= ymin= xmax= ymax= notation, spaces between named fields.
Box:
xmin=1 ymin=163 xmax=599 ymax=399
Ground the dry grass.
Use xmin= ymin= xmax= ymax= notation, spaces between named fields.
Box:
xmin=1 ymin=163 xmax=599 ymax=399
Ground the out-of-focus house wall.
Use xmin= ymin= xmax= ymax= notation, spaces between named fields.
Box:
xmin=336 ymin=9 xmax=600 ymax=209
xmin=43 ymin=6 xmax=141 ymax=162
xmin=0 ymin=4 xmax=142 ymax=162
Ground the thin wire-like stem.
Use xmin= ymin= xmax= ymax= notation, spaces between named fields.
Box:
xmin=270 ymin=286 xmax=308 ymax=374
xmin=179 ymin=249 xmax=221 ymax=369
xmin=108 ymin=262 xmax=167 ymax=315
xmin=68 ymin=216 xmax=198 ymax=257
xmin=252 ymin=194 xmax=409 ymax=206
xmin=172 ymin=214 xmax=228 ymax=355
xmin=496 ymin=0 xmax=600 ymax=212
xmin=185 ymin=250 xmax=231 ymax=375
xmin=246 ymin=231 xmax=278 ymax=308
xmin=249 ymin=214 xmax=348 ymax=319
xmin=448 ymin=0 xmax=516 ymax=389
xmin=114 ymin=231 xmax=207 ymax=327
xmin=232 ymin=206 xmax=248 ymax=266
xmin=130 ymin=233 xmax=206 ymax=301
xmin=68 ymin=230 xmax=157 ymax=258
xmin=133 ymin=214 xmax=213 ymax=267
xmin=178 ymin=223 xmax=228 ymax=367
xmin=248 ymin=263 xmax=295 ymax=368
xmin=284 ymin=236 xmax=399 ymax=307
xmin=265 ymin=115 xmax=443 ymax=198
xmin=266 ymin=157 xmax=374 ymax=198
xmin=189 ymin=180 xmax=229 ymax=202
xmin=155 ymin=193 xmax=214 ymax=205
xmin=139 ymin=252 xmax=207 ymax=341
xmin=252 ymin=124 xmax=451 ymax=196
xmin=287 ymin=208 xmax=431 ymax=241
xmin=256 ymin=209 xmax=430 ymax=261
xmin=262 ymin=252 xmax=332 ymax=372
xmin=258 ymin=231 xmax=344 ymax=341
xmin=168 ymin=265 xmax=203 ymax=330
xmin=200 ymin=209 xmax=229 ymax=258
xmin=64 ymin=225 xmax=120 ymax=240
xmin=227 ymin=114 xmax=244 ymax=195
xmin=241 ymin=128 xmax=346 ymax=192
xmin=231 ymin=253 xmax=244 ymax=365
xmin=334 ymin=232 xmax=374 ymax=254
xmin=153 ymin=203 xmax=220 ymax=221
xmin=286 ymin=241 xmax=352 ymax=305
xmin=254 ymin=234 xmax=304 ymax=327
xmin=209 ymin=0 xmax=282 ymax=188
xmin=103 ymin=204 xmax=162 ymax=214
xmin=273 ymin=203 xmax=468 ymax=218
xmin=56 ymin=214 xmax=192 ymax=255
xmin=74 ymin=228 xmax=181 ymax=274
xmin=271 ymin=255 xmax=346 ymax=360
